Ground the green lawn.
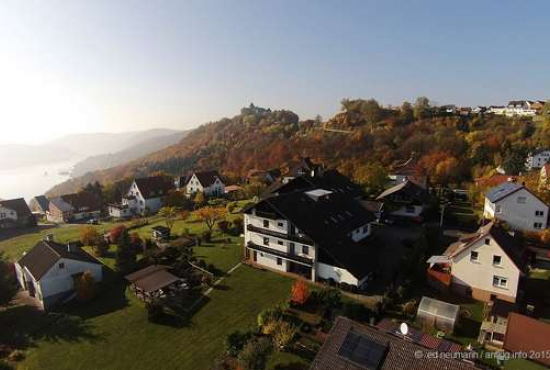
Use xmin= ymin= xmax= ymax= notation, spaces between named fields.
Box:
xmin=504 ymin=358 xmax=549 ymax=370
xmin=529 ymin=268 xmax=550 ymax=281
xmin=15 ymin=266 xmax=293 ymax=370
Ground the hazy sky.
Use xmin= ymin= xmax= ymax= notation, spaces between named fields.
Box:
xmin=1 ymin=0 xmax=549 ymax=145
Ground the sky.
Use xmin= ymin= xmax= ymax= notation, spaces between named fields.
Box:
xmin=0 ymin=0 xmax=549 ymax=145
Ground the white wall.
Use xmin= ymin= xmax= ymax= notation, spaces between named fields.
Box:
xmin=254 ymin=251 xmax=288 ymax=273
xmin=317 ymin=262 xmax=359 ymax=286
xmin=246 ymin=213 xmax=289 ymax=235
xmin=527 ymin=151 xmax=550 ymax=170
xmin=451 ymin=236 xmax=520 ymax=300
xmin=0 ymin=206 xmax=18 ymax=222
xmin=351 ymin=223 xmax=371 ymax=242
xmin=484 ymin=188 xmax=548 ymax=231
xmin=390 ymin=205 xmax=424 ymax=218
xmin=39 ymin=258 xmax=103 ymax=298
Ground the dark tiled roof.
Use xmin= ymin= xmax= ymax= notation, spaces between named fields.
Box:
xmin=264 ymin=169 xmax=363 ymax=199
xmin=247 ymin=188 xmax=377 ymax=279
xmin=134 ymin=176 xmax=174 ymax=199
xmin=50 ymin=192 xmax=103 ymax=213
xmin=17 ymin=240 xmax=101 ymax=280
xmin=0 ymin=198 xmax=32 ymax=219
xmin=189 ymin=170 xmax=223 ymax=187
xmin=310 ymin=317 xmax=481 ymax=370
xmin=376 ymin=180 xmax=430 ymax=204
xmin=30 ymin=195 xmax=50 ymax=213
xmin=504 ymin=313 xmax=550 ymax=367
xmin=125 ymin=265 xmax=180 ymax=294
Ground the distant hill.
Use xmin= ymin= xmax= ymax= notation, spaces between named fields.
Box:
xmin=0 ymin=144 xmax=74 ymax=170
xmin=71 ymin=130 xmax=189 ymax=177
xmin=46 ymin=101 xmax=544 ymax=197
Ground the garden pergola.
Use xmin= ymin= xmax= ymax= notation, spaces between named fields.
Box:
xmin=125 ymin=265 xmax=183 ymax=302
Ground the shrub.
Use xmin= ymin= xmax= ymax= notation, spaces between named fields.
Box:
xmin=232 ymin=217 xmax=244 ymax=233
xmin=402 ymin=299 xmax=418 ymax=317
xmin=271 ymin=320 xmax=297 ymax=350
xmin=290 ymin=279 xmax=310 ymax=306
xmin=257 ymin=306 xmax=283 ymax=328
xmin=146 ymin=300 xmax=164 ymax=321
xmin=93 ymin=239 xmax=109 ymax=257
xmin=225 ymin=330 xmax=252 ymax=357
xmin=237 ymin=337 xmax=272 ymax=370
xmin=316 ymin=288 xmax=341 ymax=309
xmin=109 ymin=225 xmax=127 ymax=245
xmin=226 ymin=203 xmax=236 ymax=213
xmin=75 ymin=270 xmax=96 ymax=302
xmin=80 ymin=226 xmax=100 ymax=246
xmin=201 ymin=230 xmax=212 ymax=243
xmin=217 ymin=220 xmax=230 ymax=234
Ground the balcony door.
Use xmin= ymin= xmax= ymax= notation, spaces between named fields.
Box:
xmin=289 ymin=243 xmax=295 ymax=255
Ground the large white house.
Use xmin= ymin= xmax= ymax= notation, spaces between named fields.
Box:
xmin=483 ymin=182 xmax=549 ymax=232
xmin=526 ymin=149 xmax=550 ymax=171
xmin=243 ymin=176 xmax=379 ymax=288
xmin=108 ymin=176 xmax=173 ymax=218
xmin=14 ymin=237 xmax=103 ymax=309
xmin=0 ymin=198 xmax=34 ymax=229
xmin=427 ymin=222 xmax=526 ymax=303
xmin=184 ymin=171 xmax=225 ymax=197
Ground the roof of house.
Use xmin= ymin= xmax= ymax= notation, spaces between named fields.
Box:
xmin=485 ymin=182 xmax=524 ymax=203
xmin=376 ymin=180 xmax=430 ymax=204
xmin=17 ymin=240 xmax=101 ymax=280
xmin=30 ymin=195 xmax=50 ymax=212
xmin=283 ymin=157 xmax=320 ymax=178
xmin=0 ymin=198 xmax=32 ymax=218
xmin=134 ymin=176 xmax=174 ymax=199
xmin=125 ymin=265 xmax=180 ymax=294
xmin=264 ymin=169 xmax=363 ymax=199
xmin=504 ymin=313 xmax=550 ymax=367
xmin=50 ymin=192 xmax=103 ymax=213
xmin=189 ymin=170 xmax=223 ymax=187
xmin=474 ymin=175 xmax=521 ymax=188
xmin=245 ymin=187 xmax=377 ymax=279
xmin=310 ymin=316 xmax=480 ymax=370
xmin=443 ymin=222 xmax=527 ymax=273
xmin=390 ymin=157 xmax=418 ymax=176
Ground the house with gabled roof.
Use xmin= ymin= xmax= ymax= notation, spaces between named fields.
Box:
xmin=243 ymin=176 xmax=379 ymax=288
xmin=483 ymin=181 xmax=549 ymax=232
xmin=109 ymin=176 xmax=174 ymax=218
xmin=427 ymin=222 xmax=527 ymax=303
xmin=14 ymin=236 xmax=103 ymax=309
xmin=29 ymin=195 xmax=50 ymax=215
xmin=376 ymin=180 xmax=430 ymax=222
xmin=185 ymin=170 xmax=225 ymax=197
xmin=47 ymin=192 xmax=103 ymax=223
xmin=0 ymin=198 xmax=35 ymax=229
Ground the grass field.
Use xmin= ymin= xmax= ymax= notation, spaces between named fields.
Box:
xmin=13 ymin=265 xmax=293 ymax=370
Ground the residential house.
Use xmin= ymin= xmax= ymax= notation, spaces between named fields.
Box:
xmin=151 ymin=225 xmax=171 ymax=242
xmin=246 ymin=168 xmax=282 ymax=184
xmin=310 ymin=316 xmax=481 ymax=370
xmin=376 ymin=180 xmax=430 ymax=222
xmin=487 ymin=105 xmax=506 ymax=115
xmin=504 ymin=100 xmax=543 ymax=117
xmin=388 ymin=157 xmax=427 ymax=188
xmin=0 ymin=198 xmax=35 ymax=229
xmin=483 ymin=181 xmax=549 ymax=232
xmin=526 ymin=149 xmax=550 ymax=170
xmin=14 ymin=237 xmax=103 ymax=309
xmin=47 ymin=192 xmax=102 ymax=223
xmin=281 ymin=157 xmax=323 ymax=184
xmin=478 ymin=299 xmax=516 ymax=348
xmin=471 ymin=106 xmax=487 ymax=115
xmin=243 ymin=181 xmax=379 ymax=288
xmin=427 ymin=222 xmax=527 ymax=303
xmin=108 ymin=176 xmax=174 ymax=218
xmin=185 ymin=170 xmax=225 ymax=197
xmin=504 ymin=313 xmax=550 ymax=368
xmin=28 ymin=195 xmax=50 ymax=215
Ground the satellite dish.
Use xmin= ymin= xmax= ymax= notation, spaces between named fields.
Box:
xmin=400 ymin=322 xmax=409 ymax=336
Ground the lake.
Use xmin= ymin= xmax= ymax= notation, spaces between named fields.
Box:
xmin=0 ymin=159 xmax=80 ymax=201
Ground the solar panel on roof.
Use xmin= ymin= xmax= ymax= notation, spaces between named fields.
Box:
xmin=338 ymin=330 xmax=388 ymax=370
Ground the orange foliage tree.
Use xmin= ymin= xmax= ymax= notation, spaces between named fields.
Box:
xmin=193 ymin=206 xmax=227 ymax=231
xmin=290 ymin=279 xmax=310 ymax=306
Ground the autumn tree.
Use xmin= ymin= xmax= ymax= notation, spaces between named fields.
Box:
xmin=193 ymin=191 xmax=206 ymax=208
xmin=80 ymin=226 xmax=101 ymax=247
xmin=354 ymin=163 xmax=388 ymax=195
xmin=193 ymin=206 xmax=227 ymax=232
xmin=290 ymin=279 xmax=310 ymax=306
xmin=0 ymin=252 xmax=18 ymax=306
xmin=75 ymin=270 xmax=96 ymax=302
xmin=159 ymin=206 xmax=178 ymax=233
xmin=400 ymin=101 xmax=414 ymax=124
xmin=109 ymin=224 xmax=127 ymax=245
xmin=413 ymin=96 xmax=430 ymax=120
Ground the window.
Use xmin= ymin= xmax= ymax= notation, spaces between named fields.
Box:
xmin=277 ymin=222 xmax=284 ymax=227
xmin=58 ymin=262 xmax=65 ymax=269
xmin=263 ymin=237 xmax=269 ymax=245
xmin=278 ymin=240 xmax=283 ymax=245
xmin=470 ymin=251 xmax=479 ymax=262
xmin=362 ymin=225 xmax=369 ymax=233
xmin=302 ymin=245 xmax=309 ymax=255
xmin=485 ymin=238 xmax=490 ymax=245
xmin=495 ymin=205 xmax=502 ymax=213
xmin=534 ymin=222 xmax=543 ymax=229
xmin=493 ymin=276 xmax=508 ymax=288
xmin=277 ymin=258 xmax=282 ymax=266
xmin=263 ymin=220 xmax=269 ymax=228
xmin=535 ymin=210 xmax=544 ymax=217
xmin=517 ymin=196 xmax=526 ymax=204
xmin=405 ymin=205 xmax=415 ymax=213
xmin=493 ymin=255 xmax=502 ymax=266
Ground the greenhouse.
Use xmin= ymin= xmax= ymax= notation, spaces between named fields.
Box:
xmin=416 ymin=296 xmax=460 ymax=333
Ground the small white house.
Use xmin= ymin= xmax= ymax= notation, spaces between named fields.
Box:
xmin=526 ymin=149 xmax=550 ymax=171
xmin=185 ymin=171 xmax=225 ymax=197
xmin=14 ymin=238 xmax=103 ymax=309
xmin=427 ymin=222 xmax=526 ymax=303
xmin=483 ymin=181 xmax=549 ymax=232
xmin=109 ymin=176 xmax=173 ymax=218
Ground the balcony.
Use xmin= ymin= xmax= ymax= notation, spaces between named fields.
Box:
xmin=246 ymin=224 xmax=314 ymax=245
xmin=246 ymin=242 xmax=313 ymax=266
